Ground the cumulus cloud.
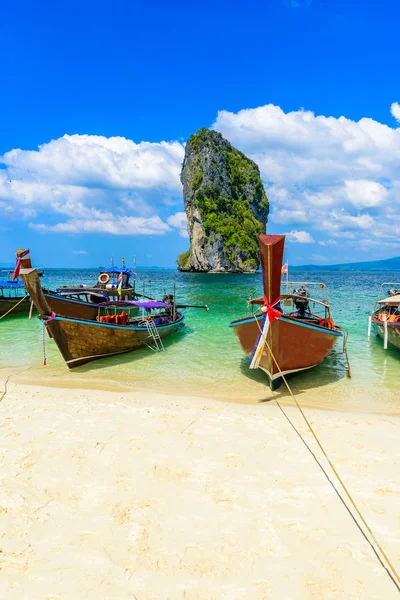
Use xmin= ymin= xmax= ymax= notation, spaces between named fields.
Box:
xmin=0 ymin=135 xmax=184 ymax=236
xmin=167 ymin=211 xmax=188 ymax=238
xmin=2 ymin=102 xmax=400 ymax=255
xmin=30 ymin=216 xmax=171 ymax=236
xmin=391 ymin=102 xmax=400 ymax=123
xmin=286 ymin=230 xmax=314 ymax=243
xmin=213 ymin=103 xmax=400 ymax=251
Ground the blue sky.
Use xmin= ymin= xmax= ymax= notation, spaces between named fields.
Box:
xmin=1 ymin=0 xmax=399 ymax=267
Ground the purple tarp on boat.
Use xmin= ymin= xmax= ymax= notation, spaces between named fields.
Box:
xmin=98 ymin=300 xmax=171 ymax=308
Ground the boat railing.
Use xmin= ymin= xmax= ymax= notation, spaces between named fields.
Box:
xmin=373 ymin=282 xmax=400 ymax=310
xmin=281 ymin=281 xmax=329 ymax=303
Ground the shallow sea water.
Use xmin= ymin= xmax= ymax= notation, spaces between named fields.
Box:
xmin=0 ymin=268 xmax=399 ymax=413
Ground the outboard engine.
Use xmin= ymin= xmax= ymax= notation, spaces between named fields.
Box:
xmin=163 ymin=294 xmax=175 ymax=319
xmin=294 ymin=286 xmax=309 ymax=317
xmin=121 ymin=271 xmax=130 ymax=288
xmin=388 ymin=287 xmax=400 ymax=297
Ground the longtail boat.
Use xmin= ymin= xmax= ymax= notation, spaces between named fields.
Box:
xmin=18 ymin=252 xmax=197 ymax=369
xmin=229 ymin=234 xmax=348 ymax=390
xmin=368 ymin=283 xmax=400 ymax=351
xmin=14 ymin=249 xmax=139 ymax=321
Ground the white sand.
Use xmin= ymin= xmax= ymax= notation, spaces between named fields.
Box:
xmin=0 ymin=381 xmax=399 ymax=599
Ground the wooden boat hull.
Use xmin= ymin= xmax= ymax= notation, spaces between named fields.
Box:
xmin=372 ymin=318 xmax=400 ymax=351
xmin=45 ymin=314 xmax=185 ymax=368
xmin=230 ymin=313 xmax=342 ymax=389
xmin=0 ymin=296 xmax=31 ymax=317
xmin=44 ymin=293 xmax=100 ymax=320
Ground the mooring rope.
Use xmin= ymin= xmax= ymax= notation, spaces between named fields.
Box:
xmin=0 ymin=294 xmax=29 ymax=320
xmin=253 ymin=316 xmax=400 ymax=593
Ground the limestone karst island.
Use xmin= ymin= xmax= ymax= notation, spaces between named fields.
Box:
xmin=177 ymin=128 xmax=269 ymax=272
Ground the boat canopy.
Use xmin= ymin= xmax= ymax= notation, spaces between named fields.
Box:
xmin=378 ymin=294 xmax=400 ymax=305
xmin=99 ymin=300 xmax=171 ymax=308
xmin=100 ymin=267 xmax=132 ymax=275
xmin=0 ymin=281 xmax=25 ymax=289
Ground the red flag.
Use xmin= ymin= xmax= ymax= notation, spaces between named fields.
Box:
xmin=13 ymin=257 xmax=21 ymax=280
xmin=281 ymin=261 xmax=288 ymax=275
xmin=13 ymin=249 xmax=30 ymax=280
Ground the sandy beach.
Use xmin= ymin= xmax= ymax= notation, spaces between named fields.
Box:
xmin=0 ymin=379 xmax=399 ymax=599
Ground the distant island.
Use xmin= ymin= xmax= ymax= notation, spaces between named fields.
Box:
xmin=291 ymin=256 xmax=400 ymax=271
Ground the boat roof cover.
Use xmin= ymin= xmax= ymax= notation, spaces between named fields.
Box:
xmin=99 ymin=267 xmax=132 ymax=275
xmin=378 ymin=294 xmax=400 ymax=305
xmin=0 ymin=281 xmax=25 ymax=289
xmin=99 ymin=300 xmax=170 ymax=308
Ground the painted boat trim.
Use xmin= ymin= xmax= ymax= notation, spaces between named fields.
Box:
xmin=229 ymin=314 xmax=343 ymax=337
xmin=49 ymin=314 xmax=185 ymax=331
xmin=371 ymin=319 xmax=400 ymax=328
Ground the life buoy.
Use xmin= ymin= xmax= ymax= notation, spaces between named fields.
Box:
xmin=319 ymin=318 xmax=335 ymax=330
xmin=98 ymin=272 xmax=110 ymax=285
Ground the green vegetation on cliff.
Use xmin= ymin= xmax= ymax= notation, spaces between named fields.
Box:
xmin=189 ymin=129 xmax=269 ymax=269
xmin=176 ymin=250 xmax=190 ymax=269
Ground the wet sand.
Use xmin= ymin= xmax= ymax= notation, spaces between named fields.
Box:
xmin=0 ymin=381 xmax=399 ymax=599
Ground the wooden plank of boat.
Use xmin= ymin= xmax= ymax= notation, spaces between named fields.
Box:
xmin=229 ymin=234 xmax=343 ymax=390
xmin=230 ymin=312 xmax=342 ymax=390
xmin=43 ymin=314 xmax=184 ymax=368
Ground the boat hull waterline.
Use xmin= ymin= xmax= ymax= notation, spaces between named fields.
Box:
xmin=371 ymin=318 xmax=400 ymax=351
xmin=230 ymin=313 xmax=342 ymax=390
xmin=39 ymin=314 xmax=185 ymax=368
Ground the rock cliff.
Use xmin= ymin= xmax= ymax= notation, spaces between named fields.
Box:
xmin=177 ymin=128 xmax=269 ymax=272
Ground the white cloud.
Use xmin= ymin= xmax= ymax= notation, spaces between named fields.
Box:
xmin=2 ymin=102 xmax=400 ymax=254
xmin=167 ymin=211 xmax=188 ymax=238
xmin=391 ymin=102 xmax=400 ymax=123
xmin=0 ymin=135 xmax=184 ymax=236
xmin=286 ymin=230 xmax=314 ymax=243
xmin=2 ymin=135 xmax=184 ymax=192
xmin=72 ymin=250 xmax=87 ymax=254
xmin=30 ymin=216 xmax=171 ymax=236
xmin=213 ymin=103 xmax=400 ymax=249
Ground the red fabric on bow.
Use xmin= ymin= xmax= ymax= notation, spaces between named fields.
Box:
xmin=261 ymin=295 xmax=282 ymax=322
xmin=44 ymin=312 xmax=56 ymax=324
xmin=13 ymin=258 xmax=21 ymax=280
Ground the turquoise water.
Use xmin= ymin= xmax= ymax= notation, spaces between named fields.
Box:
xmin=0 ymin=269 xmax=399 ymax=412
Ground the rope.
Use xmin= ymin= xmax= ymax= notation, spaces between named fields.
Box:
xmin=42 ymin=322 xmax=47 ymax=366
xmin=0 ymin=294 xmax=29 ymax=320
xmin=253 ymin=316 xmax=400 ymax=593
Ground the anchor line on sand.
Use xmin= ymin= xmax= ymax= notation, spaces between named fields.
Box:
xmin=0 ymin=367 xmax=33 ymax=404
xmin=253 ymin=316 xmax=400 ymax=593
